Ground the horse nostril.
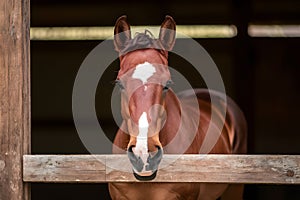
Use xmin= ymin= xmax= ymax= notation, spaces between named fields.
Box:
xmin=150 ymin=146 xmax=163 ymax=159
xmin=156 ymin=145 xmax=162 ymax=150
xmin=127 ymin=145 xmax=144 ymax=173
xmin=149 ymin=145 xmax=161 ymax=154
xmin=146 ymin=146 xmax=163 ymax=171
xmin=128 ymin=145 xmax=135 ymax=152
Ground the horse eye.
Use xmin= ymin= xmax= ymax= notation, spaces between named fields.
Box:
xmin=163 ymin=80 xmax=173 ymax=91
xmin=115 ymin=80 xmax=125 ymax=90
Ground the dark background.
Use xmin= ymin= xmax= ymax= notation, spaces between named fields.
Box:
xmin=31 ymin=0 xmax=300 ymax=199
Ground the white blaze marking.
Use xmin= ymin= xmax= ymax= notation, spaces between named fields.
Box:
xmin=132 ymin=62 xmax=156 ymax=85
xmin=131 ymin=62 xmax=155 ymax=172
xmin=133 ymin=112 xmax=149 ymax=169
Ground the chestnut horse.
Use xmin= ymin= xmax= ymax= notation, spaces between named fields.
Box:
xmin=109 ymin=16 xmax=247 ymax=200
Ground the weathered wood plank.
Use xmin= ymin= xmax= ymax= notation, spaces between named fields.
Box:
xmin=24 ymin=155 xmax=106 ymax=183
xmin=24 ymin=155 xmax=300 ymax=184
xmin=0 ymin=0 xmax=30 ymax=200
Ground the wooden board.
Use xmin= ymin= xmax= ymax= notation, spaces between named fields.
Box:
xmin=0 ymin=0 xmax=30 ymax=200
xmin=23 ymin=155 xmax=300 ymax=184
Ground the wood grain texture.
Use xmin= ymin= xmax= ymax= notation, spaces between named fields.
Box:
xmin=24 ymin=155 xmax=300 ymax=184
xmin=0 ymin=0 xmax=30 ymax=199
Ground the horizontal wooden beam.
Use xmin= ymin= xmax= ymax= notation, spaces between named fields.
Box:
xmin=23 ymin=154 xmax=300 ymax=184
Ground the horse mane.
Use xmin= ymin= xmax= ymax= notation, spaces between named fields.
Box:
xmin=120 ymin=30 xmax=165 ymax=55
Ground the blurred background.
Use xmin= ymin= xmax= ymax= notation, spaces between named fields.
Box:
xmin=31 ymin=0 xmax=300 ymax=199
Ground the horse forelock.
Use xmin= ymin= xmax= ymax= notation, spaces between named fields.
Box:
xmin=119 ymin=30 xmax=167 ymax=57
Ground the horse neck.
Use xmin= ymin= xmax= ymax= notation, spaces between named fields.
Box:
xmin=160 ymin=90 xmax=202 ymax=154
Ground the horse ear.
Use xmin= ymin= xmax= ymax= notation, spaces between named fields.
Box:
xmin=159 ymin=15 xmax=176 ymax=51
xmin=114 ymin=15 xmax=131 ymax=52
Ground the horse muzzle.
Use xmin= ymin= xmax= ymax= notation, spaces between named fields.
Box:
xmin=127 ymin=146 xmax=163 ymax=181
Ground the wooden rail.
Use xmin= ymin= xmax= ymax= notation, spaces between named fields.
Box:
xmin=23 ymin=154 xmax=300 ymax=184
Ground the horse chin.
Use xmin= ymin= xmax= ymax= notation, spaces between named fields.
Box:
xmin=133 ymin=170 xmax=158 ymax=181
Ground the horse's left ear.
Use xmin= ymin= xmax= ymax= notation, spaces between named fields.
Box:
xmin=114 ymin=15 xmax=131 ymax=52
xmin=159 ymin=15 xmax=176 ymax=51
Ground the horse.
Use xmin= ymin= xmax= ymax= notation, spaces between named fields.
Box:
xmin=109 ymin=15 xmax=247 ymax=200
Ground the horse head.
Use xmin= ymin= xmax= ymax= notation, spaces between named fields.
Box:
xmin=114 ymin=15 xmax=176 ymax=180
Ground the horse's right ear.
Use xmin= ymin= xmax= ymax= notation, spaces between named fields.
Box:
xmin=114 ymin=15 xmax=131 ymax=52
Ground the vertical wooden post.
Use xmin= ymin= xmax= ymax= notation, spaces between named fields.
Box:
xmin=0 ymin=0 xmax=30 ymax=200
